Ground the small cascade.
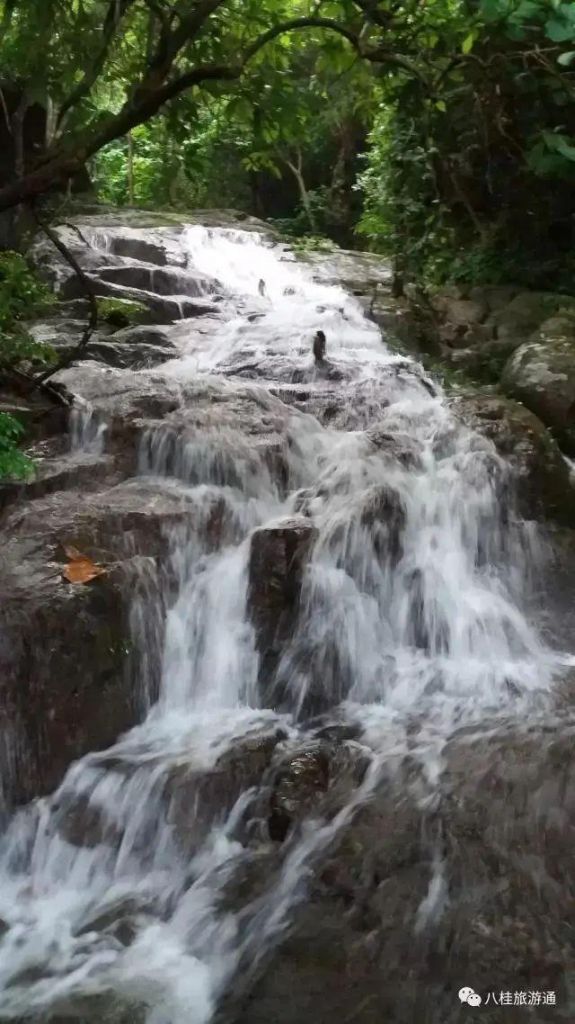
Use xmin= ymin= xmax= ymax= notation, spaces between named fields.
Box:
xmin=0 ymin=223 xmax=573 ymax=1023
xmin=69 ymin=402 xmax=107 ymax=453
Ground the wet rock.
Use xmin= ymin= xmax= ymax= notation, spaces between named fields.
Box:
xmin=111 ymin=324 xmax=181 ymax=349
xmin=366 ymin=427 xmax=424 ymax=469
xmin=268 ymin=740 xmax=369 ymax=842
xmin=453 ymin=395 xmax=574 ymax=526
xmin=248 ymin=517 xmax=318 ymax=691
xmin=85 ymin=338 xmax=177 ymax=370
xmin=0 ymin=560 xmax=143 ymax=805
xmin=96 ymin=263 xmax=217 ymax=300
xmin=77 ymin=893 xmax=161 ymax=948
xmin=0 ymin=450 xmax=117 ymax=514
xmin=95 ymin=233 xmax=170 ymax=267
xmin=165 ymin=730 xmax=286 ymax=856
xmin=3 ymin=478 xmax=226 ymax=564
xmin=502 ymin=317 xmax=575 ymax=454
xmin=74 ymin=276 xmax=219 ymax=323
xmin=233 ymin=767 xmax=428 ymax=1024
xmin=360 ymin=485 xmax=406 ymax=564
xmin=236 ymin=726 xmax=575 ymax=1024
xmin=54 ymin=791 xmax=121 ymax=849
xmin=301 ymin=249 xmax=391 ymax=294
xmin=269 ymin=747 xmax=330 ymax=840
xmin=53 ymin=363 xmax=181 ymax=461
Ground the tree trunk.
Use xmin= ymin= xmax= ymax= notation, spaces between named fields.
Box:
xmin=286 ymin=152 xmax=318 ymax=234
xmin=127 ymin=131 xmax=135 ymax=205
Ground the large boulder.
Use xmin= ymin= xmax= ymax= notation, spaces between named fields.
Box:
xmin=0 ymin=561 xmax=142 ymax=806
xmin=233 ymin=725 xmax=575 ymax=1024
xmin=0 ymin=478 xmax=239 ymax=806
xmin=451 ymin=395 xmax=574 ymax=526
xmin=301 ymin=248 xmax=391 ymax=295
xmin=248 ymin=517 xmax=318 ymax=698
xmin=502 ymin=316 xmax=575 ymax=454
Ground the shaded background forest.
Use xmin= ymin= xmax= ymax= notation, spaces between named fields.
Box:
xmin=1 ymin=0 xmax=575 ymax=288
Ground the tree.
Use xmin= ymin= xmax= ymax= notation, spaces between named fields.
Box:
xmin=0 ymin=0 xmax=380 ymax=214
xmin=358 ymin=0 xmax=575 ymax=291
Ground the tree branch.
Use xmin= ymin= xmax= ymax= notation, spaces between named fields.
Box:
xmin=57 ymin=0 xmax=136 ymax=126
xmin=352 ymin=0 xmax=396 ymax=30
xmin=142 ymin=0 xmax=227 ymax=84
xmin=30 ymin=210 xmax=99 ymax=383
xmin=243 ymin=17 xmax=359 ymax=63
xmin=0 ymin=13 xmax=386 ymax=214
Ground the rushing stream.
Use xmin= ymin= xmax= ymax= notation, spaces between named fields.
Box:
xmin=0 ymin=225 xmax=573 ymax=1021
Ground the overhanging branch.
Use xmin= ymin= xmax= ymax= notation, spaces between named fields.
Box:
xmin=0 ymin=10 xmax=418 ymax=214
xmin=57 ymin=0 xmax=136 ymax=126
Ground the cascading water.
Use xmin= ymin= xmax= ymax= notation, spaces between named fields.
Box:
xmin=0 ymin=225 xmax=572 ymax=1023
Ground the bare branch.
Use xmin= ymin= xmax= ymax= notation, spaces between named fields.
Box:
xmin=243 ymin=16 xmax=359 ymax=63
xmin=352 ymin=0 xmax=395 ymax=30
xmin=30 ymin=209 xmax=99 ymax=383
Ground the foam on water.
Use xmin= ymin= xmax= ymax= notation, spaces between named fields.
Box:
xmin=0 ymin=224 xmax=570 ymax=1022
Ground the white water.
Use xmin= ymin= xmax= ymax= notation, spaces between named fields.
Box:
xmin=0 ymin=225 xmax=570 ymax=1022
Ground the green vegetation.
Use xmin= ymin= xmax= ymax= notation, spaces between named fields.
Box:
xmin=0 ymin=411 xmax=33 ymax=480
xmin=358 ymin=0 xmax=575 ymax=291
xmin=0 ymin=252 xmax=56 ymax=479
xmin=0 ymin=0 xmax=574 ymax=292
xmin=97 ymin=297 xmax=150 ymax=329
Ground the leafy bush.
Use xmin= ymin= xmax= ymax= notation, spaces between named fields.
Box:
xmin=0 ymin=412 xmax=33 ymax=480
xmin=0 ymin=251 xmax=55 ymax=370
xmin=0 ymin=251 xmax=53 ymax=327
xmin=0 ymin=252 xmax=55 ymax=480
xmin=358 ymin=0 xmax=575 ymax=294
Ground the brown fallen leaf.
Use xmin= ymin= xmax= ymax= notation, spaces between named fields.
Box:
xmin=62 ymin=545 xmax=107 ymax=585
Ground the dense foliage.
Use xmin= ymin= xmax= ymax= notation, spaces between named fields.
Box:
xmin=1 ymin=0 xmax=574 ymax=285
xmin=0 ymin=251 xmax=55 ymax=478
xmin=358 ymin=0 xmax=575 ymax=290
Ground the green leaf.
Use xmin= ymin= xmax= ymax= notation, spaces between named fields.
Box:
xmin=480 ymin=0 xmax=509 ymax=22
xmin=545 ymin=12 xmax=575 ymax=42
xmin=435 ymin=100 xmax=447 ymax=112
xmin=555 ymin=135 xmax=575 ymax=161
xmin=462 ymin=32 xmax=476 ymax=54
xmin=513 ymin=0 xmax=544 ymax=20
xmin=557 ymin=50 xmax=575 ymax=65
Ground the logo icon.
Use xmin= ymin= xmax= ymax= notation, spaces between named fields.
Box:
xmin=459 ymin=987 xmax=482 ymax=1007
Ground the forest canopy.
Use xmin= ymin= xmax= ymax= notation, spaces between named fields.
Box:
xmin=0 ymin=0 xmax=575 ymax=289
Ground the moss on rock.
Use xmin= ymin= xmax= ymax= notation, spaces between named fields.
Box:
xmin=97 ymin=297 xmax=151 ymax=330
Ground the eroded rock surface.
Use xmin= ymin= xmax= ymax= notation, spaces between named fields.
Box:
xmin=248 ymin=517 xmax=318 ymax=694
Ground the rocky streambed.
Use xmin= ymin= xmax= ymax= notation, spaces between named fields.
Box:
xmin=0 ymin=211 xmax=574 ymax=1023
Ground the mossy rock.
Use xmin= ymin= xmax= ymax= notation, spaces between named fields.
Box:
xmin=97 ymin=297 xmax=151 ymax=330
xmin=501 ymin=323 xmax=575 ymax=454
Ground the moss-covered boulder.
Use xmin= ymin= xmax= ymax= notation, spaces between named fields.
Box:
xmin=501 ymin=313 xmax=575 ymax=455
xmin=97 ymin=296 xmax=152 ymax=330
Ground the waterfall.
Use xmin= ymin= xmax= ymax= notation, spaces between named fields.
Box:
xmin=0 ymin=224 xmax=570 ymax=1023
